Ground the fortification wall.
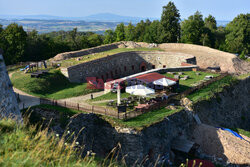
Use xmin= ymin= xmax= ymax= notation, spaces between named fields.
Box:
xmin=158 ymin=43 xmax=248 ymax=73
xmin=53 ymin=42 xmax=122 ymax=61
xmin=62 ymin=51 xmax=194 ymax=83
xmin=0 ymin=49 xmax=22 ymax=122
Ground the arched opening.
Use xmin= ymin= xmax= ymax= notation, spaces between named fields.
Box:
xmin=140 ymin=62 xmax=147 ymax=72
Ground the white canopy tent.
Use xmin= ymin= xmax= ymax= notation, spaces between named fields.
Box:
xmin=153 ymin=78 xmax=176 ymax=87
xmin=125 ymin=85 xmax=155 ymax=96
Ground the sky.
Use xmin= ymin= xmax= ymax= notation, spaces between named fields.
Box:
xmin=0 ymin=0 xmax=249 ymax=20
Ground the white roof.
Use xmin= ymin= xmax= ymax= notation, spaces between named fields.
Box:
xmin=125 ymin=85 xmax=155 ymax=96
xmin=153 ymin=78 xmax=176 ymax=87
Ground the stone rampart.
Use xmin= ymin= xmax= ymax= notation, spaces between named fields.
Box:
xmin=0 ymin=49 xmax=22 ymax=122
xmin=62 ymin=51 xmax=194 ymax=83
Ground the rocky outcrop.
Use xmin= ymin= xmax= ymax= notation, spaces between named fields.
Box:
xmin=193 ymin=76 xmax=250 ymax=130
xmin=66 ymin=110 xmax=195 ymax=165
xmin=0 ymin=49 xmax=22 ymax=122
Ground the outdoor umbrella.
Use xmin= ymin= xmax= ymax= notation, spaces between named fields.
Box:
xmin=153 ymin=78 xmax=176 ymax=87
xmin=125 ymin=85 xmax=155 ymax=96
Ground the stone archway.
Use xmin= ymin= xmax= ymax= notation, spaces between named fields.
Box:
xmin=140 ymin=62 xmax=147 ymax=72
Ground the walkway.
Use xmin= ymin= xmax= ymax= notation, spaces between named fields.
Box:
xmin=9 ymin=72 xmax=105 ymax=110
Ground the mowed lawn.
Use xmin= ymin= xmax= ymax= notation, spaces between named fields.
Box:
xmin=10 ymin=69 xmax=100 ymax=100
xmin=164 ymin=71 xmax=220 ymax=92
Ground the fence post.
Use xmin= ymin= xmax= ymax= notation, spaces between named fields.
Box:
xmin=92 ymin=106 xmax=94 ymax=113
xmin=64 ymin=101 xmax=66 ymax=107
xmin=77 ymin=103 xmax=79 ymax=111
xmin=105 ymin=109 xmax=107 ymax=115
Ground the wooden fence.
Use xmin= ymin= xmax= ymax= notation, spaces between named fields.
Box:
xmin=39 ymin=98 xmax=122 ymax=119
xmin=39 ymin=73 xmax=229 ymax=120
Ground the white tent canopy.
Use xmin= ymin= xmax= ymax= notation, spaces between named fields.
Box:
xmin=153 ymin=78 xmax=176 ymax=87
xmin=125 ymin=85 xmax=155 ymax=96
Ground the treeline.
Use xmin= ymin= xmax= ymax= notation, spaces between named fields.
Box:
xmin=0 ymin=2 xmax=249 ymax=65
xmin=0 ymin=25 xmax=103 ymax=65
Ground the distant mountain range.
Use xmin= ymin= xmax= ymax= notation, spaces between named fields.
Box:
xmin=0 ymin=13 xmax=230 ymax=33
xmin=0 ymin=13 xmax=157 ymax=23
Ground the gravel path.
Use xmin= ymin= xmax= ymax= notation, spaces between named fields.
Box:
xmin=9 ymin=72 xmax=105 ymax=109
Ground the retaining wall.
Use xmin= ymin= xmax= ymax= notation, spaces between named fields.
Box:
xmin=62 ymin=51 xmax=195 ymax=83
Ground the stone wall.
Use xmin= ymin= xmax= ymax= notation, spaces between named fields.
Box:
xmin=193 ymin=76 xmax=250 ymax=130
xmin=62 ymin=51 xmax=195 ymax=83
xmin=159 ymin=43 xmax=250 ymax=74
xmin=66 ymin=110 xmax=195 ymax=165
xmin=53 ymin=42 xmax=121 ymax=61
xmin=0 ymin=49 xmax=22 ymax=122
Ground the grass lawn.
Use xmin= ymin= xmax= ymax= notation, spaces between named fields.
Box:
xmin=60 ymin=47 xmax=163 ymax=67
xmin=88 ymin=92 xmax=131 ymax=102
xmin=187 ymin=75 xmax=238 ymax=102
xmin=11 ymin=69 xmax=100 ymax=100
xmin=164 ymin=71 xmax=220 ymax=92
xmin=102 ymin=107 xmax=184 ymax=131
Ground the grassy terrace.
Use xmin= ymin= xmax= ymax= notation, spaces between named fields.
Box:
xmin=163 ymin=71 xmax=220 ymax=92
xmin=102 ymin=107 xmax=184 ymax=131
xmin=187 ymin=75 xmax=238 ymax=102
xmin=60 ymin=47 xmax=164 ymax=67
xmin=11 ymin=69 xmax=100 ymax=100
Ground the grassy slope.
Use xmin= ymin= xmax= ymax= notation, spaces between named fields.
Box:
xmin=0 ymin=119 xmax=98 ymax=167
xmin=60 ymin=47 xmax=163 ymax=67
xmin=187 ymin=75 xmax=238 ymax=102
xmin=11 ymin=69 xmax=100 ymax=100
xmin=102 ymin=107 xmax=183 ymax=130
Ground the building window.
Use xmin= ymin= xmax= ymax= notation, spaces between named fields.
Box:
xmin=163 ymin=65 xmax=166 ymax=68
xmin=124 ymin=66 xmax=127 ymax=71
xmin=132 ymin=65 xmax=135 ymax=70
xmin=152 ymin=65 xmax=155 ymax=69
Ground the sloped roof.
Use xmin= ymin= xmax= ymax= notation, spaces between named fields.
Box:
xmin=134 ymin=72 xmax=178 ymax=83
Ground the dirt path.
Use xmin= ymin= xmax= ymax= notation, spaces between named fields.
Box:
xmin=61 ymin=91 xmax=105 ymax=106
xmin=9 ymin=71 xmax=105 ymax=109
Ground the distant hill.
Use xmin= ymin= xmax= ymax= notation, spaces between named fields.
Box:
xmin=0 ymin=13 xmax=230 ymax=33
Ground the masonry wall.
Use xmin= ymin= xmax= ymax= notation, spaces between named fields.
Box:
xmin=0 ymin=49 xmax=22 ymax=122
xmin=53 ymin=42 xmax=121 ymax=61
xmin=62 ymin=51 xmax=195 ymax=83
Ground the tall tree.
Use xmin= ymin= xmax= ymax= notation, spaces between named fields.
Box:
xmin=125 ymin=23 xmax=136 ymax=41
xmin=204 ymin=15 xmax=217 ymax=47
xmin=0 ymin=23 xmax=27 ymax=65
xmin=104 ymin=29 xmax=116 ymax=44
xmin=225 ymin=13 xmax=250 ymax=54
xmin=181 ymin=11 xmax=205 ymax=45
xmin=160 ymin=1 xmax=181 ymax=43
xmin=144 ymin=20 xmax=162 ymax=43
xmin=115 ymin=23 xmax=125 ymax=41
xmin=134 ymin=20 xmax=147 ymax=42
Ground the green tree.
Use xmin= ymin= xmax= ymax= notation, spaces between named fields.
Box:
xmin=104 ymin=29 xmax=116 ymax=44
xmin=134 ymin=20 xmax=147 ymax=42
xmin=225 ymin=13 xmax=250 ymax=54
xmin=215 ymin=26 xmax=227 ymax=51
xmin=160 ymin=1 xmax=181 ymax=43
xmin=0 ymin=23 xmax=27 ymax=65
xmin=115 ymin=23 xmax=125 ymax=41
xmin=87 ymin=34 xmax=103 ymax=47
xmin=181 ymin=11 xmax=205 ymax=45
xmin=204 ymin=15 xmax=217 ymax=47
xmin=144 ymin=20 xmax=162 ymax=43
xmin=125 ymin=23 xmax=135 ymax=41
